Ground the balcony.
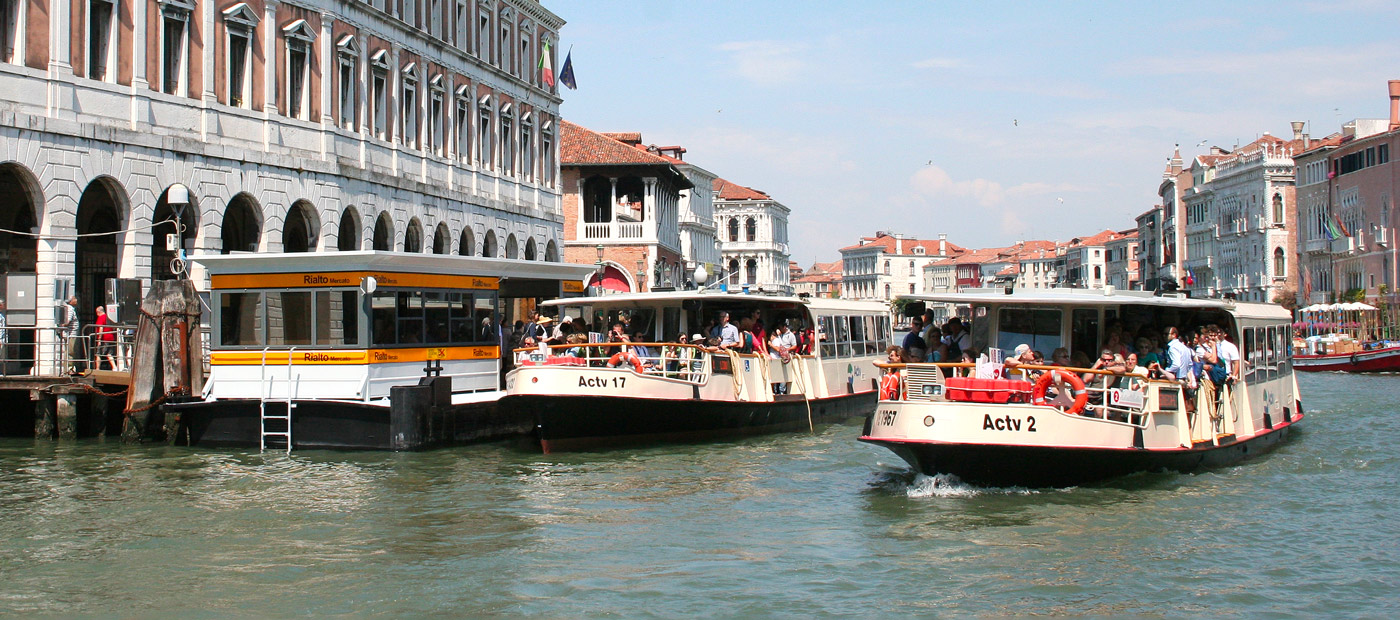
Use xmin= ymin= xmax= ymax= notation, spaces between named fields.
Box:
xmin=1304 ymin=238 xmax=1329 ymax=254
xmin=580 ymin=221 xmax=654 ymax=243
xmin=1331 ymin=236 xmax=1358 ymax=255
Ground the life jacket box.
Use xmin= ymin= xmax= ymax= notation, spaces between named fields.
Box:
xmin=944 ymin=377 xmax=1032 ymax=404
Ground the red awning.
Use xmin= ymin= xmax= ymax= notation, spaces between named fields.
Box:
xmin=588 ymin=266 xmax=631 ymax=292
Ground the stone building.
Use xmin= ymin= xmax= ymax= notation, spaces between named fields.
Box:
xmin=1 ymin=0 xmax=565 ymax=370
xmin=1182 ymin=135 xmax=1301 ymax=302
xmin=1104 ymin=230 xmax=1140 ymax=290
xmin=714 ymin=178 xmax=791 ymax=293
xmin=841 ymin=232 xmax=960 ymax=301
xmin=1295 ymin=81 xmax=1400 ymax=305
xmin=792 ymin=260 xmax=841 ymax=298
xmin=559 ymin=122 xmax=690 ymax=293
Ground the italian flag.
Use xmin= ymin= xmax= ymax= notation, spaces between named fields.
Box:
xmin=539 ymin=41 xmax=555 ymax=88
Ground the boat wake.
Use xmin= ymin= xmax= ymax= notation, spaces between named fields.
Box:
xmin=904 ymin=473 xmax=1040 ymax=498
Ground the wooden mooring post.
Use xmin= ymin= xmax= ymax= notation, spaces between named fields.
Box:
xmin=122 ymin=279 xmax=205 ymax=444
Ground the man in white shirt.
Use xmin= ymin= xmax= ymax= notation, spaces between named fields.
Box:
xmin=1215 ymin=327 xmax=1241 ymax=382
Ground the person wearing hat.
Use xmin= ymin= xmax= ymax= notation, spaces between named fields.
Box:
xmin=1003 ymin=343 xmax=1039 ymax=381
xmin=550 ymin=315 xmax=573 ymax=343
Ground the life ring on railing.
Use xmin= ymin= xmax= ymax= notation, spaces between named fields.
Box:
xmin=1030 ymin=369 xmax=1089 ymax=414
xmin=607 ymin=352 xmax=645 ymax=373
xmin=879 ymin=372 xmax=902 ymax=400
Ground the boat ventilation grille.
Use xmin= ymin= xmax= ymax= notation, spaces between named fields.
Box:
xmin=905 ymin=366 xmax=946 ymax=402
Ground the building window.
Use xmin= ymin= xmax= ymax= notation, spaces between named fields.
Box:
xmin=883 ymin=260 xmax=890 ymax=276
xmin=1273 ymin=247 xmax=1285 ymax=277
xmin=1 ymin=0 xmax=21 ymax=65
xmin=477 ymin=7 xmax=490 ymax=60
xmin=402 ymin=0 xmax=416 ymax=29
xmin=909 ymin=283 xmax=915 ymax=294
xmin=1380 ymin=143 xmax=1390 ymax=165
xmin=336 ymin=35 xmax=359 ymax=130
xmin=454 ymin=86 xmax=470 ymax=162
xmin=400 ymin=64 xmax=418 ymax=148
xmin=428 ymin=76 xmax=445 ymax=156
xmin=283 ymin=20 xmax=316 ymax=120
xmin=455 ymin=1 xmax=469 ymax=49
xmin=884 ymin=283 xmax=890 ymax=300
xmin=160 ymin=1 xmax=194 ymax=94
xmin=728 ymin=218 xmax=739 ymax=242
xmin=89 ymin=0 xmax=117 ymax=81
xmin=500 ymin=106 xmax=514 ymax=175
xmin=521 ymin=114 xmax=534 ymax=182
xmin=519 ymin=31 xmax=531 ymax=79
xmin=1272 ymin=193 xmax=1284 ymax=226
xmin=746 ymin=259 xmax=758 ymax=285
xmin=745 ymin=217 xmax=756 ymax=241
xmin=476 ymin=98 xmax=492 ymax=168
xmin=223 ymin=4 xmax=258 ymax=108
xmin=370 ymin=51 xmax=389 ymax=139
xmin=498 ymin=10 xmax=511 ymax=70
xmin=429 ymin=0 xmax=443 ymax=38
xmin=541 ymin=121 xmax=554 ymax=186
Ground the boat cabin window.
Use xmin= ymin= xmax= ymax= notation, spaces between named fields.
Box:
xmin=996 ymin=307 xmax=1061 ymax=360
xmin=370 ymin=288 xmax=496 ymax=347
xmin=818 ymin=315 xmax=834 ymax=358
xmin=219 ymin=289 xmax=362 ymax=348
xmin=1244 ymin=327 xmax=1257 ymax=377
xmin=1071 ymin=308 xmax=1100 ymax=363
xmin=835 ymin=316 xmax=851 ymax=357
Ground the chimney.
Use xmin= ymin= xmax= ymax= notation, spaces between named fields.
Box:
xmin=938 ymin=233 xmax=947 ymax=256
xmin=895 ymin=233 xmax=904 ymax=255
xmin=1390 ymin=80 xmax=1400 ymax=130
xmin=1291 ymin=121 xmax=1305 ymax=141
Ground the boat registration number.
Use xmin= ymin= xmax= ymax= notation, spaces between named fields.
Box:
xmin=579 ymin=376 xmax=627 ymax=388
xmin=876 ymin=409 xmax=897 ymax=426
xmin=983 ymin=414 xmax=1037 ymax=432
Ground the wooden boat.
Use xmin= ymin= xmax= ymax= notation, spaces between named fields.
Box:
xmin=860 ymin=288 xmax=1304 ymax=487
xmin=500 ymin=292 xmax=889 ymax=452
xmin=1292 ymin=340 xmax=1400 ymax=372
xmin=164 ymin=251 xmax=595 ymax=451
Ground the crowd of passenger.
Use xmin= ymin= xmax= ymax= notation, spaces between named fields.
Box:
xmin=883 ymin=311 xmax=1245 ymax=418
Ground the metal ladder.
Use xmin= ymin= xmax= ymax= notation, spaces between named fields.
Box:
xmin=259 ymin=347 xmax=296 ymax=453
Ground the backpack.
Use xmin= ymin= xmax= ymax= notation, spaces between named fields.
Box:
xmin=740 ymin=331 xmax=755 ymax=354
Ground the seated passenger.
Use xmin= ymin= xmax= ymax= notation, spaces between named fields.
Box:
xmin=1049 ymin=347 xmax=1070 ymax=366
xmin=1003 ymin=343 xmax=1039 ymax=381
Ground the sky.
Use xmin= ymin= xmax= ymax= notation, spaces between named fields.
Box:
xmin=550 ymin=0 xmax=1400 ymax=267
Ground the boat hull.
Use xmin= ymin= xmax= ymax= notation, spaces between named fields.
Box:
xmin=1293 ymin=347 xmax=1400 ymax=372
xmin=164 ymin=397 xmax=529 ymax=450
xmin=860 ymin=414 xmax=1302 ymax=487
xmin=503 ymin=391 xmax=877 ymax=453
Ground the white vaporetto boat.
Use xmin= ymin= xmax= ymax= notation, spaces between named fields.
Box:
xmin=860 ymin=288 xmax=1304 ymax=487
xmin=500 ymin=292 xmax=890 ymax=452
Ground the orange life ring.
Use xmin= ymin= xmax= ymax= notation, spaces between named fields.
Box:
xmin=879 ymin=372 xmax=902 ymax=400
xmin=607 ymin=351 xmax=645 ymax=373
xmin=1030 ymin=369 xmax=1089 ymax=414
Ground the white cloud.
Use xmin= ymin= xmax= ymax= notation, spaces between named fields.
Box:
xmin=716 ymin=41 xmax=806 ymax=85
xmin=910 ymin=166 xmax=1082 ymax=207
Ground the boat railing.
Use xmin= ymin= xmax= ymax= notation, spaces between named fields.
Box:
xmin=513 ymin=341 xmax=717 ymax=385
xmin=877 ymin=361 xmax=1164 ymax=428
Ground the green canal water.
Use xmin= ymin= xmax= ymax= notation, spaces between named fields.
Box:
xmin=0 ymin=373 xmax=1396 ymax=617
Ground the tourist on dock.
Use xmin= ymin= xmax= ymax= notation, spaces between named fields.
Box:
xmin=903 ymin=318 xmax=928 ymax=361
xmin=60 ymin=296 xmax=83 ymax=374
xmin=94 ymin=305 xmax=117 ymax=371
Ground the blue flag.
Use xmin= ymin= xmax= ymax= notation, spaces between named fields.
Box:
xmin=559 ymin=50 xmax=577 ymax=90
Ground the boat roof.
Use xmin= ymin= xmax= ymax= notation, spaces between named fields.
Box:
xmin=193 ymin=250 xmax=597 ymax=281
xmin=903 ymin=288 xmax=1290 ymax=320
xmin=542 ymin=290 xmax=810 ymax=307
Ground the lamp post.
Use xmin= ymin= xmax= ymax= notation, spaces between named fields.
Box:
xmin=636 ymin=258 xmax=646 ymax=293
xmin=592 ymin=244 xmax=605 ymax=293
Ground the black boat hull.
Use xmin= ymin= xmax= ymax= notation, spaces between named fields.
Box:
xmin=504 ymin=391 xmax=878 ymax=452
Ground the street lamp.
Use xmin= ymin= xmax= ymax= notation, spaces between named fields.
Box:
xmin=591 ymin=244 xmax=605 ymax=293
xmin=694 ymin=264 xmax=709 ymax=288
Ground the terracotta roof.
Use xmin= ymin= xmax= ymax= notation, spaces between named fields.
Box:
xmin=600 ymin=132 xmax=641 ymax=144
xmin=1067 ymin=229 xmax=1122 ymax=247
xmin=955 ymin=246 xmax=1014 ymax=265
xmin=838 ymin=233 xmax=967 ymax=255
xmin=808 ymin=260 xmax=842 ymax=274
xmin=713 ymin=178 xmax=770 ymax=200
xmin=794 ymin=272 xmax=842 ymax=284
xmin=561 ymin=121 xmax=677 ymax=166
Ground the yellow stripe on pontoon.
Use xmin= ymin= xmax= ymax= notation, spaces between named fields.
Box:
xmin=210 ymin=346 xmax=501 ymax=365
xmin=211 ymin=271 xmax=499 ymax=291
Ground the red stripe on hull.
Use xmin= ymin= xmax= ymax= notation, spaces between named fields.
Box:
xmin=1294 ymin=347 xmax=1400 ymax=372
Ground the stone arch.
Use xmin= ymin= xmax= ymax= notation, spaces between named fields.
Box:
xmin=505 ymin=233 xmax=518 ymax=259
xmin=458 ymin=227 xmax=474 ymax=256
xmin=728 ymin=217 xmax=739 ymax=242
xmin=222 ymin=192 xmax=263 ymax=253
xmin=0 ymin=162 xmax=43 ymax=273
xmin=433 ymin=222 xmax=450 ymax=254
xmin=544 ymin=239 xmax=558 ymax=262
xmin=745 ymin=217 xmax=756 ymax=242
xmin=338 ymin=206 xmax=362 ymax=250
xmin=151 ymin=184 xmax=201 ymax=280
xmin=76 ymin=176 xmax=128 ymax=324
xmin=524 ymin=237 xmax=536 ymax=261
xmin=283 ymin=199 xmax=320 ymax=253
xmin=482 ymin=229 xmax=498 ymax=257
xmin=373 ymin=211 xmax=394 ymax=250
xmin=404 ymin=217 xmax=424 ymax=253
